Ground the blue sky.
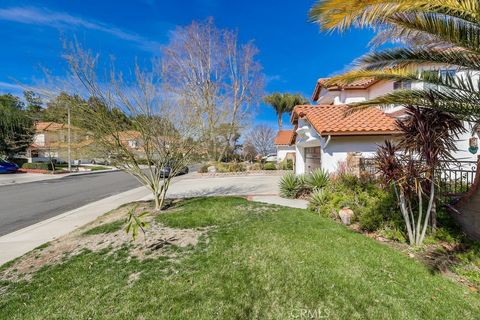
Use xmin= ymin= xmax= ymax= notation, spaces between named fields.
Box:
xmin=0 ymin=0 xmax=375 ymax=127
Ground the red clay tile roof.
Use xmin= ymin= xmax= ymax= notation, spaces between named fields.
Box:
xmin=35 ymin=122 xmax=77 ymax=132
xmin=291 ymin=105 xmax=400 ymax=136
xmin=118 ymin=130 xmax=142 ymax=141
xmin=312 ymin=77 xmax=379 ymax=101
xmin=274 ymin=130 xmax=295 ymax=145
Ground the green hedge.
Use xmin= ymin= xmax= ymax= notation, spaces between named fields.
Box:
xmin=263 ymin=163 xmax=277 ymax=170
xmin=11 ymin=158 xmax=28 ymax=167
xmin=22 ymin=163 xmax=53 ymax=170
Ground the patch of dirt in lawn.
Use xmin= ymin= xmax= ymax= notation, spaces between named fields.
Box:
xmin=0 ymin=202 xmax=206 ymax=282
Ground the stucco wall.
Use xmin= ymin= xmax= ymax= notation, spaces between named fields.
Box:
xmin=321 ymin=135 xmax=391 ymax=173
xmin=342 ymin=90 xmax=368 ymax=104
xmin=367 ymin=80 xmax=394 ymax=100
xmin=294 ymin=119 xmax=324 ymax=175
xmin=276 ymin=145 xmax=296 ymax=162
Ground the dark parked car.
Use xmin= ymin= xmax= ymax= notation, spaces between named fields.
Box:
xmin=160 ymin=165 xmax=189 ymax=177
xmin=0 ymin=159 xmax=19 ymax=174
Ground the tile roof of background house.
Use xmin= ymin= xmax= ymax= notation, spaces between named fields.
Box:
xmin=35 ymin=122 xmax=77 ymax=132
xmin=312 ymin=77 xmax=379 ymax=101
xmin=291 ymin=105 xmax=400 ymax=136
xmin=274 ymin=130 xmax=295 ymax=145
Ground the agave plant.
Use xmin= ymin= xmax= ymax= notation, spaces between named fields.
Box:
xmin=279 ymin=172 xmax=301 ymax=198
xmin=309 ymin=0 xmax=480 ymax=120
xmin=306 ymin=168 xmax=330 ymax=190
xmin=308 ymin=188 xmax=329 ymax=214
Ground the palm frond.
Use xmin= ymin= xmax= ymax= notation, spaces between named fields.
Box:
xmin=358 ymin=47 xmax=480 ymax=70
xmin=309 ymin=0 xmax=480 ymax=32
xmin=373 ymin=12 xmax=480 ymax=51
xmin=347 ymin=88 xmax=480 ymax=120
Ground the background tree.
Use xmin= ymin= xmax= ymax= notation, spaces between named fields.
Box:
xmin=24 ymin=90 xmax=44 ymax=121
xmin=161 ymin=18 xmax=265 ymax=161
xmin=309 ymin=0 xmax=480 ymax=122
xmin=216 ymin=123 xmax=241 ymax=162
xmin=0 ymin=94 xmax=34 ymax=159
xmin=64 ymin=42 xmax=201 ymax=210
xmin=244 ymin=124 xmax=276 ymax=157
xmin=242 ymin=141 xmax=258 ymax=162
xmin=42 ymin=92 xmax=86 ymax=126
xmin=264 ymin=93 xmax=308 ymax=129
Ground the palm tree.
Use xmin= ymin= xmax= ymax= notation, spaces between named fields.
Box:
xmin=309 ymin=0 xmax=480 ymax=121
xmin=264 ymin=93 xmax=308 ymax=129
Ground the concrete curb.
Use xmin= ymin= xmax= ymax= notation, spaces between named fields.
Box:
xmin=0 ymin=185 xmax=150 ymax=266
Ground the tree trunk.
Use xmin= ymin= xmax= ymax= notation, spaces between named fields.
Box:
xmin=153 ymin=191 xmax=161 ymax=211
xmin=430 ymin=201 xmax=437 ymax=233
xmin=428 ymin=171 xmax=437 ymax=233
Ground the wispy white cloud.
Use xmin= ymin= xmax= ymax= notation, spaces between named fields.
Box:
xmin=0 ymin=81 xmax=25 ymax=96
xmin=0 ymin=81 xmax=22 ymax=91
xmin=265 ymin=74 xmax=282 ymax=84
xmin=0 ymin=6 xmax=161 ymax=52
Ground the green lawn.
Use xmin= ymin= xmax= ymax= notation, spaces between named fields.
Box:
xmin=1 ymin=197 xmax=479 ymax=319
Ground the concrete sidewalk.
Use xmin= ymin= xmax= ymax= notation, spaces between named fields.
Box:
xmin=0 ymin=172 xmax=61 ymax=186
xmin=0 ymin=168 xmax=118 ymax=186
xmin=249 ymin=195 xmax=309 ymax=209
xmin=0 ymin=186 xmax=150 ymax=265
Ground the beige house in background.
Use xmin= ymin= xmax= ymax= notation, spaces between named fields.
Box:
xmin=274 ymin=130 xmax=296 ymax=163
xmin=27 ymin=122 xmax=95 ymax=163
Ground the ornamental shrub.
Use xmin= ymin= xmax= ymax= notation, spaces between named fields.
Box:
xmin=263 ymin=163 xmax=277 ymax=170
xmin=22 ymin=162 xmax=53 ymax=170
xmin=279 ymin=172 xmax=301 ymax=198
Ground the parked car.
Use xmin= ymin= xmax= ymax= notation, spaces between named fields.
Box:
xmin=0 ymin=159 xmax=19 ymax=173
xmin=89 ymin=158 xmax=111 ymax=165
xmin=263 ymin=154 xmax=278 ymax=163
xmin=160 ymin=165 xmax=189 ymax=177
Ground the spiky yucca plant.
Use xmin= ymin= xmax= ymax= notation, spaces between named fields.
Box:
xmin=279 ymin=172 xmax=302 ymax=198
xmin=306 ymin=168 xmax=330 ymax=190
xmin=308 ymin=188 xmax=329 ymax=214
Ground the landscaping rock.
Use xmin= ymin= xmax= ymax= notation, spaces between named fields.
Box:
xmin=338 ymin=207 xmax=354 ymax=225
xmin=207 ymin=165 xmax=217 ymax=173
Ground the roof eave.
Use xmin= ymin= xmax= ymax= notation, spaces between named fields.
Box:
xmin=320 ymin=130 xmax=402 ymax=136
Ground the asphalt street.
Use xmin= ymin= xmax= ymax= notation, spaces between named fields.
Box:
xmin=0 ymin=171 xmax=143 ymax=236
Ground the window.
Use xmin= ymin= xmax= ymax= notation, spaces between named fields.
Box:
xmin=440 ymin=69 xmax=456 ymax=82
xmin=393 ymin=81 xmax=412 ymax=90
xmin=128 ymin=140 xmax=138 ymax=149
xmin=423 ymin=69 xmax=456 ymax=90
xmin=34 ymin=134 xmax=45 ymax=146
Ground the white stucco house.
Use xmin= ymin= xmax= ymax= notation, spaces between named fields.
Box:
xmin=274 ymin=130 xmax=296 ymax=163
xmin=290 ymin=72 xmax=478 ymax=175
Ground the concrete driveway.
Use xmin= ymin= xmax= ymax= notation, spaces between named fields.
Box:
xmin=162 ymin=174 xmax=281 ymax=199
xmin=139 ymin=174 xmax=281 ymax=201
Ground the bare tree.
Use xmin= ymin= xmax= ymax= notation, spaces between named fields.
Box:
xmin=63 ymin=42 xmax=201 ymax=210
xmin=245 ymin=125 xmax=276 ymax=157
xmin=160 ymin=18 xmax=265 ymax=161
xmin=242 ymin=141 xmax=257 ymax=162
